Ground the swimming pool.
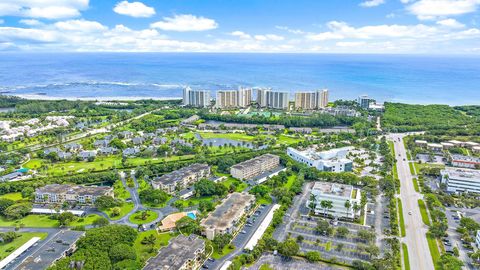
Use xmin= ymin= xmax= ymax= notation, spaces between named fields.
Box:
xmin=187 ymin=212 xmax=196 ymax=220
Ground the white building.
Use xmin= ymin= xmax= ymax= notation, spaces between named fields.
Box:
xmin=476 ymin=230 xmax=480 ymax=249
xmin=294 ymin=89 xmax=329 ymax=110
xmin=441 ymin=167 xmax=480 ymax=194
xmin=183 ymin=87 xmax=211 ymax=107
xmin=215 ymin=88 xmax=252 ymax=108
xmin=450 ymin=154 xmax=480 ymax=169
xmin=256 ymin=89 xmax=289 ymax=110
xmin=287 ymin=147 xmax=353 ymax=172
xmin=357 ymin=95 xmax=371 ymax=109
xmin=307 ymin=182 xmax=361 ymax=219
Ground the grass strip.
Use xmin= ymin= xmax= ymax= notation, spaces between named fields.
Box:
xmin=418 ymin=199 xmax=431 ymax=226
xmin=397 ymin=198 xmax=406 ymax=237
xmin=402 ymin=243 xmax=410 ymax=270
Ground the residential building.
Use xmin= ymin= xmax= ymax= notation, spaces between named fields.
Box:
xmin=448 ymin=140 xmax=464 ymax=147
xmin=415 ymin=140 xmax=428 ymax=147
xmin=201 ymin=192 xmax=255 ymax=239
xmin=98 ymin=147 xmax=118 ymax=155
xmin=132 ymin=136 xmax=145 ymax=145
xmin=307 ymin=182 xmax=361 ymax=218
xmin=450 ymin=154 xmax=480 ymax=169
xmin=123 ymin=147 xmax=140 ymax=157
xmin=16 ymin=230 xmax=85 ymax=270
xmin=465 ymin=141 xmax=480 ymax=149
xmin=441 ymin=167 xmax=480 ymax=194
xmin=473 ymin=146 xmax=480 ymax=154
xmin=289 ymin=127 xmax=313 ymax=134
xmin=143 ymin=235 xmax=205 ymax=270
xmin=157 ymin=212 xmax=196 ymax=232
xmin=183 ymin=87 xmax=211 ymax=108
xmin=78 ymin=150 xmax=97 ymax=160
xmin=323 ymin=106 xmax=360 ymax=117
xmin=357 ymin=95 xmax=371 ymax=109
xmin=427 ymin=143 xmax=443 ymax=152
xmin=441 ymin=142 xmax=455 ymax=149
xmin=215 ymin=88 xmax=252 ymax=108
xmin=287 ymin=147 xmax=353 ymax=172
xmin=64 ymin=142 xmax=82 ymax=152
xmin=152 ymin=137 xmax=167 ymax=145
xmin=256 ymin=89 xmax=289 ymax=109
xmin=152 ymin=163 xmax=210 ymax=193
xmin=93 ymin=139 xmax=110 ymax=148
xmin=118 ymin=130 xmax=133 ymax=139
xmin=34 ymin=184 xmax=113 ymax=205
xmin=295 ymin=89 xmax=329 ymax=110
xmin=230 ymin=154 xmax=280 ymax=180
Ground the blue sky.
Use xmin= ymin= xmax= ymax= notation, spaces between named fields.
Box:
xmin=0 ymin=0 xmax=479 ymax=53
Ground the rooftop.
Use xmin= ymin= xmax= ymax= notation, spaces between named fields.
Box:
xmin=442 ymin=167 xmax=480 ymax=181
xmin=153 ymin=163 xmax=209 ymax=186
xmin=201 ymin=192 xmax=255 ymax=231
xmin=17 ymin=230 xmax=84 ymax=270
xmin=231 ymin=154 xmax=279 ymax=171
xmin=143 ymin=235 xmax=205 ymax=270
xmin=36 ymin=184 xmax=112 ymax=197
xmin=312 ymin=182 xmax=355 ymax=198
xmin=451 ymin=154 xmax=480 ymax=164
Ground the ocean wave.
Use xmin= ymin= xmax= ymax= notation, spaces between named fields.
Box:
xmin=2 ymin=81 xmax=185 ymax=91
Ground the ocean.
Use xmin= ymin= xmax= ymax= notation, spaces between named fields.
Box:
xmin=0 ymin=53 xmax=479 ymax=105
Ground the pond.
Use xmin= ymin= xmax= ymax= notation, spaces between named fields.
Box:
xmin=194 ymin=133 xmax=266 ymax=150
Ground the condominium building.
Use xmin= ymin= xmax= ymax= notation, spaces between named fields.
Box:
xmin=215 ymin=88 xmax=252 ymax=108
xmin=152 ymin=163 xmax=210 ymax=193
xmin=287 ymin=147 xmax=353 ymax=172
xmin=357 ymin=95 xmax=371 ymax=109
xmin=183 ymin=87 xmax=211 ymax=108
xmin=296 ymin=89 xmax=329 ymax=110
xmin=307 ymin=182 xmax=361 ymax=218
xmin=476 ymin=230 xmax=480 ymax=249
xmin=34 ymin=184 xmax=113 ymax=205
xmin=450 ymin=154 xmax=480 ymax=169
xmin=441 ymin=167 xmax=480 ymax=194
xmin=143 ymin=235 xmax=205 ymax=270
xmin=256 ymin=89 xmax=289 ymax=109
xmin=230 ymin=154 xmax=280 ymax=180
xmin=201 ymin=192 xmax=255 ymax=240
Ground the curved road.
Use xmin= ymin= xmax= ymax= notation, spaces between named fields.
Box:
xmin=389 ymin=133 xmax=434 ymax=270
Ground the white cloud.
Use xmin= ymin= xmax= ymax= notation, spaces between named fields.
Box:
xmin=0 ymin=0 xmax=89 ymax=19
xmin=336 ymin=41 xmax=367 ymax=47
xmin=150 ymin=14 xmax=218 ymax=32
xmin=19 ymin=19 xmax=42 ymax=26
xmin=54 ymin=20 xmax=107 ymax=32
xmin=230 ymin=31 xmax=251 ymax=39
xmin=254 ymin=34 xmax=284 ymax=41
xmin=360 ymin=0 xmax=386 ymax=7
xmin=275 ymin=26 xmax=305 ymax=34
xmin=406 ymin=0 xmax=480 ymax=20
xmin=0 ymin=19 xmax=4 ymax=25
xmin=113 ymin=1 xmax=155 ymax=18
xmin=437 ymin=18 xmax=465 ymax=28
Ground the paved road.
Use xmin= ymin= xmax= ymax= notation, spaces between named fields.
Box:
xmin=389 ymin=133 xmax=434 ymax=270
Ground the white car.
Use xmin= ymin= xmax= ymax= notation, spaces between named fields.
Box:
xmin=408 ymin=211 xmax=412 ymax=215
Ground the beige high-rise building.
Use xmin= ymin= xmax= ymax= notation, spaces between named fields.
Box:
xmin=216 ymin=88 xmax=252 ymax=108
xmin=294 ymin=89 xmax=329 ymax=110
xmin=256 ymin=88 xmax=270 ymax=107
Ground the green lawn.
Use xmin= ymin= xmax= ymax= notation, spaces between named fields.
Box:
xmin=0 ymin=232 xmax=48 ymax=259
xmin=397 ymin=198 xmax=406 ymax=237
xmin=104 ymin=202 xmax=135 ymax=220
xmin=277 ymin=134 xmax=303 ymax=145
xmin=257 ymin=196 xmax=273 ymax=205
xmin=409 ymin=162 xmax=416 ymax=175
xmin=177 ymin=196 xmax=214 ymax=208
xmin=70 ymin=214 xmax=102 ymax=227
xmin=134 ymin=230 xmax=174 ymax=263
xmin=427 ymin=233 xmax=441 ymax=268
xmin=113 ymin=181 xmax=131 ymax=200
xmin=414 ymin=163 xmax=445 ymax=175
xmin=412 ymin=178 xmax=420 ymax=192
xmin=259 ymin=265 xmax=274 ymax=270
xmin=284 ymin=175 xmax=296 ymax=189
xmin=402 ymin=243 xmax=410 ymax=270
xmin=219 ymin=175 xmax=248 ymax=192
xmin=212 ymin=243 xmax=235 ymax=259
xmin=0 ymin=214 xmax=59 ymax=227
xmin=129 ymin=210 xmax=159 ymax=224
xmin=418 ymin=199 xmax=431 ymax=226
xmin=0 ymin=192 xmax=24 ymax=202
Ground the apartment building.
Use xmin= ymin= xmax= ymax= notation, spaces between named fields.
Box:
xmin=295 ymin=89 xmax=329 ymax=110
xmin=230 ymin=154 xmax=280 ymax=180
xmin=307 ymin=182 xmax=361 ymax=218
xmin=34 ymin=184 xmax=113 ymax=205
xmin=143 ymin=235 xmax=205 ymax=270
xmin=357 ymin=95 xmax=371 ymax=109
xmin=215 ymin=88 xmax=252 ymax=108
xmin=201 ymin=192 xmax=255 ymax=240
xmin=183 ymin=87 xmax=211 ymax=108
xmin=450 ymin=154 xmax=480 ymax=169
xmin=152 ymin=163 xmax=210 ymax=193
xmin=256 ymin=89 xmax=289 ymax=109
xmin=287 ymin=147 xmax=353 ymax=172
xmin=441 ymin=167 xmax=480 ymax=194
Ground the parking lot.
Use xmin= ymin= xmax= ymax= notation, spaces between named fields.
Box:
xmin=247 ymin=254 xmax=345 ymax=270
xmin=202 ymin=203 xmax=275 ymax=270
xmin=273 ymin=182 xmax=376 ymax=265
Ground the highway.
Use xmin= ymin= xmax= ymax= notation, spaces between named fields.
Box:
xmin=389 ymin=133 xmax=434 ymax=270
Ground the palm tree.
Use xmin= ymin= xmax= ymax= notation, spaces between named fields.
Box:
xmin=325 ymin=201 xmax=333 ymax=217
xmin=309 ymin=194 xmax=317 ymax=215
xmin=344 ymin=200 xmax=351 ymax=219
xmin=352 ymin=202 xmax=361 ymax=218
xmin=320 ymin=200 xmax=329 ymax=217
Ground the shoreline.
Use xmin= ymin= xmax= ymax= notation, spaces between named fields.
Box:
xmin=7 ymin=94 xmax=183 ymax=102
